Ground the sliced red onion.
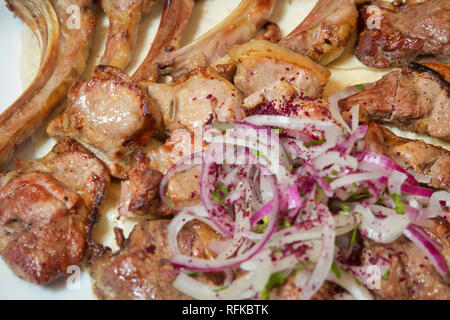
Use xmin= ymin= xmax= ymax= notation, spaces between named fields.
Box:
xmin=299 ymin=202 xmax=336 ymax=300
xmin=427 ymin=191 xmax=450 ymax=218
xmin=403 ymin=225 xmax=448 ymax=277
xmin=356 ymin=204 xmax=410 ymax=243
xmin=326 ymin=269 xmax=373 ymax=300
xmin=350 ymin=105 xmax=359 ymax=133
xmin=387 ymin=170 xmax=407 ymax=195
xmin=401 ymin=183 xmax=433 ymax=198
xmin=330 ymin=171 xmax=385 ymax=190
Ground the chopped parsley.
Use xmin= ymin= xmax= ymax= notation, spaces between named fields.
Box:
xmin=165 ymin=195 xmax=175 ymax=207
xmin=324 ymin=175 xmax=335 ymax=183
xmin=349 ymin=226 xmax=358 ymax=247
xmin=330 ymin=170 xmax=339 ymax=176
xmin=331 ymin=262 xmax=341 ymax=279
xmin=282 ymin=218 xmax=291 ymax=229
xmin=213 ymin=285 xmax=229 ymax=292
xmin=186 ymin=271 xmax=200 ymax=276
xmin=383 ymin=269 xmax=390 ymax=281
xmin=304 ymin=140 xmax=326 ymax=148
xmin=345 ymin=187 xmax=370 ymax=202
xmin=356 ymin=84 xmax=365 ymax=91
xmin=215 ymin=123 xmax=232 ymax=131
xmin=273 ymin=247 xmax=282 ymax=254
xmin=212 ymin=182 xmax=229 ymax=209
xmin=390 ymin=193 xmax=405 ymax=215
xmin=316 ymin=186 xmax=325 ymax=201
xmin=259 ymin=272 xmax=286 ymax=300
xmin=254 ymin=216 xmax=268 ymax=233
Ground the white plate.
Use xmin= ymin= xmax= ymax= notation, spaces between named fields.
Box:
xmin=0 ymin=0 xmax=435 ymax=300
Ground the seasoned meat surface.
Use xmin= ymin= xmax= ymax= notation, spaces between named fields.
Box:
xmin=339 ymin=62 xmax=450 ymax=139
xmin=280 ymin=0 xmax=358 ymax=65
xmin=0 ymin=138 xmax=109 ymax=284
xmin=142 ymin=67 xmax=244 ymax=132
xmin=100 ymin=0 xmax=154 ymax=69
xmin=0 ymin=0 xmax=96 ymax=167
xmin=90 ymin=219 xmax=217 ymax=300
xmin=364 ymin=122 xmax=450 ymax=191
xmin=119 ymin=150 xmax=163 ymax=217
xmin=361 ymin=236 xmax=450 ymax=299
xmin=47 ymin=65 xmax=161 ymax=178
xmin=355 ymin=0 xmax=450 ymax=68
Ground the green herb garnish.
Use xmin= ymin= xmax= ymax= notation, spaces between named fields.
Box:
xmin=390 ymin=193 xmax=405 ymax=215
xmin=213 ymin=285 xmax=229 ymax=292
xmin=215 ymin=123 xmax=232 ymax=131
xmin=356 ymin=84 xmax=365 ymax=91
xmin=331 ymin=262 xmax=341 ymax=279
xmin=186 ymin=271 xmax=200 ymax=276
xmin=345 ymin=187 xmax=370 ymax=202
xmin=382 ymin=269 xmax=390 ymax=281
xmin=282 ymin=219 xmax=291 ymax=229
xmin=165 ymin=195 xmax=175 ymax=207
xmin=253 ymin=216 xmax=268 ymax=233
xmin=349 ymin=226 xmax=358 ymax=247
xmin=211 ymin=182 xmax=229 ymax=209
xmin=259 ymin=272 xmax=286 ymax=300
xmin=304 ymin=140 xmax=326 ymax=148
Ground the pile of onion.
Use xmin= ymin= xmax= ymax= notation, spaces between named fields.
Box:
xmin=161 ymin=109 xmax=450 ymax=300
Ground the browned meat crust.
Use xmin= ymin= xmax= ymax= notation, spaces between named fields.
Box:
xmin=361 ymin=236 xmax=450 ymax=299
xmin=364 ymin=122 xmax=450 ymax=191
xmin=355 ymin=0 xmax=450 ymax=68
xmin=339 ymin=62 xmax=450 ymax=139
xmin=47 ymin=65 xmax=161 ymax=178
xmin=90 ymin=219 xmax=218 ymax=300
xmin=0 ymin=0 xmax=96 ymax=168
xmin=118 ymin=150 xmax=163 ymax=217
xmin=100 ymin=0 xmax=154 ymax=70
xmin=0 ymin=138 xmax=110 ymax=284
xmin=132 ymin=0 xmax=195 ymax=82
xmin=280 ymin=0 xmax=358 ymax=65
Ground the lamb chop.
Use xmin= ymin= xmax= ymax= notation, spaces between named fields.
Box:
xmin=132 ymin=0 xmax=195 ymax=82
xmin=0 ymin=0 xmax=96 ymax=168
xmin=280 ymin=0 xmax=359 ymax=65
xmin=47 ymin=65 xmax=161 ymax=178
xmin=355 ymin=0 xmax=450 ymax=68
xmin=0 ymin=137 xmax=110 ymax=284
xmin=157 ymin=0 xmax=277 ymax=80
xmin=99 ymin=0 xmax=155 ymax=70
xmin=338 ymin=62 xmax=450 ymax=140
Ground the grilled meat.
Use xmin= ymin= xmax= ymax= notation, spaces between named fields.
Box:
xmin=100 ymin=0 xmax=154 ymax=70
xmin=90 ymin=219 xmax=218 ymax=300
xmin=0 ymin=138 xmax=109 ymax=284
xmin=141 ymin=67 xmax=244 ymax=132
xmin=355 ymin=0 xmax=450 ymax=68
xmin=280 ymin=0 xmax=358 ymax=65
xmin=132 ymin=0 xmax=195 ymax=82
xmin=47 ymin=65 xmax=161 ymax=178
xmin=339 ymin=62 xmax=450 ymax=140
xmin=0 ymin=0 xmax=96 ymax=168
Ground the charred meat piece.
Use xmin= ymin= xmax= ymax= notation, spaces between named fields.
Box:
xmin=132 ymin=0 xmax=195 ymax=82
xmin=47 ymin=65 xmax=161 ymax=178
xmin=361 ymin=236 xmax=450 ymax=299
xmin=119 ymin=150 xmax=163 ymax=217
xmin=0 ymin=138 xmax=109 ymax=284
xmin=339 ymin=62 xmax=450 ymax=140
xmin=100 ymin=0 xmax=154 ymax=70
xmin=157 ymin=0 xmax=277 ymax=79
xmin=355 ymin=0 xmax=450 ymax=68
xmin=90 ymin=219 xmax=218 ymax=300
xmin=280 ymin=0 xmax=358 ymax=65
xmin=0 ymin=0 xmax=96 ymax=168
xmin=141 ymin=67 xmax=244 ymax=132
xmin=229 ymin=40 xmax=331 ymax=98
xmin=270 ymin=278 xmax=343 ymax=300
xmin=364 ymin=122 xmax=450 ymax=191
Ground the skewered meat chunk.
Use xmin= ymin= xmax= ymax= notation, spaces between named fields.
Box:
xmin=339 ymin=62 xmax=450 ymax=140
xmin=0 ymin=138 xmax=110 ymax=284
xmin=141 ymin=67 xmax=244 ymax=132
xmin=0 ymin=0 xmax=96 ymax=168
xmin=280 ymin=0 xmax=358 ymax=65
xmin=47 ymin=65 xmax=161 ymax=178
xmin=229 ymin=40 xmax=331 ymax=99
xmin=100 ymin=0 xmax=155 ymax=70
xmin=355 ymin=0 xmax=450 ymax=68
xmin=90 ymin=219 xmax=218 ymax=300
